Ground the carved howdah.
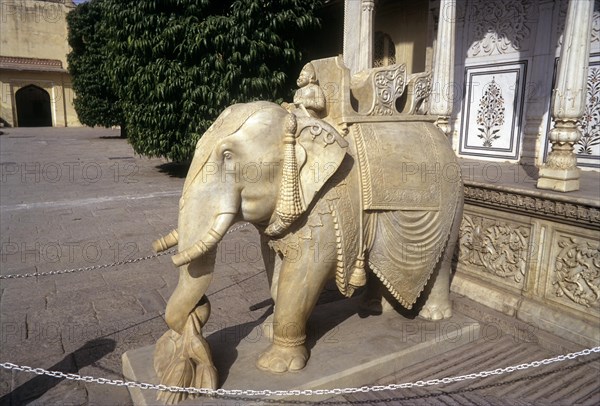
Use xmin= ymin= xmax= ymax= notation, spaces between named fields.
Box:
xmin=151 ymin=57 xmax=463 ymax=404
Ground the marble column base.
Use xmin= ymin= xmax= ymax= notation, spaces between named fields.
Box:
xmin=537 ymin=166 xmax=581 ymax=192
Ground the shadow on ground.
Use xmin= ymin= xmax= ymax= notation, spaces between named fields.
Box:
xmin=156 ymin=162 xmax=190 ymax=179
xmin=0 ymin=338 xmax=116 ymax=406
xmin=200 ymin=355 xmax=600 ymax=405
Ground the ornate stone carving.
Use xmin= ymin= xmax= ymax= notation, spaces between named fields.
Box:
xmin=459 ymin=214 xmax=529 ymax=284
xmin=476 ymin=78 xmax=505 ymax=147
xmin=373 ymin=32 xmax=396 ymax=68
xmin=553 ymin=237 xmax=600 ymax=308
xmin=370 ymin=65 xmax=406 ymax=116
xmin=348 ymin=63 xmax=408 ymax=116
xmin=468 ymin=0 xmax=533 ymax=57
xmin=545 ymin=136 xmax=580 ymax=170
xmin=463 ymin=184 xmax=600 ymax=227
xmin=362 ymin=0 xmax=375 ymax=13
xmin=292 ymin=62 xmax=326 ymax=118
xmin=405 ymin=72 xmax=432 ymax=115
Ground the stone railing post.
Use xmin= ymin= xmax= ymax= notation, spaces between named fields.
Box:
xmin=430 ymin=0 xmax=456 ymax=136
xmin=537 ymin=0 xmax=594 ymax=192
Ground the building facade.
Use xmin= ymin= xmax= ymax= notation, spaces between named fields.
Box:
xmin=0 ymin=0 xmax=80 ymax=127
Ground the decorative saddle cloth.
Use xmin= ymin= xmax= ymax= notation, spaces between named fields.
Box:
xmin=351 ymin=122 xmax=461 ymax=308
xmin=352 ymin=122 xmax=442 ymax=211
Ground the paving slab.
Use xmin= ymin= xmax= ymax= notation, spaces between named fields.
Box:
xmin=122 ymin=297 xmax=480 ymax=405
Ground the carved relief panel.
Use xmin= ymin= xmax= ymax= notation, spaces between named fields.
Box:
xmin=544 ymin=230 xmax=600 ymax=315
xmin=458 ymin=211 xmax=531 ymax=290
xmin=466 ymin=0 xmax=537 ymax=58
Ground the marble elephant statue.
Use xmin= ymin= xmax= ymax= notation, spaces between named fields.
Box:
xmin=152 ymin=100 xmax=463 ymax=403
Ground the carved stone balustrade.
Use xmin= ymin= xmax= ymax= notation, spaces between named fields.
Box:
xmin=453 ymin=159 xmax=600 ymax=347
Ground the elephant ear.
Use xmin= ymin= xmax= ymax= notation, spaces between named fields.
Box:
xmin=265 ymin=113 xmax=348 ymax=237
xmin=295 ymin=116 xmax=348 ymax=209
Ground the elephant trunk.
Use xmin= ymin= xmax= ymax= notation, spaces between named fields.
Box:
xmin=171 ymin=212 xmax=236 ymax=267
xmin=153 ymin=230 xmax=178 ymax=252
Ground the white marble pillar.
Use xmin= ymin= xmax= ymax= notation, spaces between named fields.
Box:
xmin=521 ymin=0 xmax=555 ymax=169
xmin=537 ymin=0 xmax=595 ymax=192
xmin=343 ymin=0 xmax=375 ymax=75
xmin=357 ymin=0 xmax=375 ymax=72
xmin=343 ymin=0 xmax=362 ymax=75
xmin=430 ymin=0 xmax=456 ymax=135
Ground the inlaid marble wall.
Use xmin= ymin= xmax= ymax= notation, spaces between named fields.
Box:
xmin=450 ymin=0 xmax=599 ymax=170
xmin=459 ymin=62 xmax=527 ymax=159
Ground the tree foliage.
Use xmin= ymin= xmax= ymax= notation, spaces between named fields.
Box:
xmin=92 ymin=0 xmax=323 ymax=161
xmin=67 ymin=1 xmax=124 ymax=131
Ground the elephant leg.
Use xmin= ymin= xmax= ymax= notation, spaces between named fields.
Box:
xmin=155 ymin=252 xmax=219 ymax=401
xmin=259 ymin=234 xmax=281 ymax=340
xmin=359 ymin=273 xmax=396 ymax=315
xmin=257 ymin=237 xmax=335 ymax=373
xmin=260 ymin=233 xmax=281 ymax=302
xmin=419 ymin=203 xmax=463 ymax=321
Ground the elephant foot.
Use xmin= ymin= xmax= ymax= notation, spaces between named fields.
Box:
xmin=257 ymin=344 xmax=308 ymax=373
xmin=419 ymin=300 xmax=452 ymax=321
xmin=154 ymin=310 xmax=218 ymax=404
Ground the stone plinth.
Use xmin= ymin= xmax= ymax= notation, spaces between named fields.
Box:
xmin=123 ymin=297 xmax=480 ymax=405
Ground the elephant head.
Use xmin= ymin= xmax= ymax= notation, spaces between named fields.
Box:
xmin=154 ymin=101 xmax=348 ymax=331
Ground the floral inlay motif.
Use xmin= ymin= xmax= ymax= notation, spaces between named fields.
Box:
xmin=476 ymin=78 xmax=505 ymax=148
xmin=575 ymin=66 xmax=600 ymax=156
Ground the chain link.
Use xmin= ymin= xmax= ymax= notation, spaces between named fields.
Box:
xmin=1 ymin=346 xmax=598 ymax=398
xmin=0 ymin=223 xmax=250 ymax=280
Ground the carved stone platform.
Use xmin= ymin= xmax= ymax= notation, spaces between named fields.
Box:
xmin=122 ymin=297 xmax=480 ymax=405
xmin=454 ymin=159 xmax=600 ymax=347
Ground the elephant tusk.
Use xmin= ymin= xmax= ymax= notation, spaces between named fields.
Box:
xmin=171 ymin=212 xmax=236 ymax=267
xmin=153 ymin=230 xmax=178 ymax=252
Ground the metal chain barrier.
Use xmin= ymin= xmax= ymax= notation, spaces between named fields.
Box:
xmin=1 ymin=347 xmax=598 ymax=397
xmin=0 ymin=222 xmax=250 ymax=280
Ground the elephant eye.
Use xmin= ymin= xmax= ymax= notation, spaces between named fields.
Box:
xmin=223 ymin=151 xmax=233 ymax=160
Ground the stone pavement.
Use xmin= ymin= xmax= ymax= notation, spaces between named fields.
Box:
xmin=0 ymin=127 xmax=598 ymax=406
xmin=0 ymin=127 xmax=274 ymax=405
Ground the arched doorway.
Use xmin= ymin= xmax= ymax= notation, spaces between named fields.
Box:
xmin=15 ymin=85 xmax=52 ymax=127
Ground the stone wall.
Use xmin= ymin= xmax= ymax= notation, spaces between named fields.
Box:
xmin=1 ymin=0 xmax=75 ymax=68
xmin=0 ymin=0 xmax=79 ymax=127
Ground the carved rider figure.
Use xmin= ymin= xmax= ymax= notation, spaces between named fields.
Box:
xmin=292 ymin=62 xmax=326 ymax=117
